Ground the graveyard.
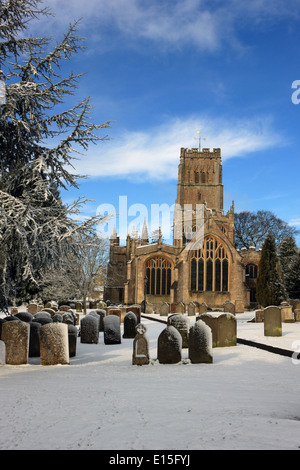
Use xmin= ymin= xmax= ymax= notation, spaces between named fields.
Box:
xmin=0 ymin=303 xmax=299 ymax=450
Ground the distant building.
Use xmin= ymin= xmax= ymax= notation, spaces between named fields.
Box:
xmin=105 ymin=147 xmax=260 ymax=311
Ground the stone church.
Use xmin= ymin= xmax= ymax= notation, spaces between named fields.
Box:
xmin=105 ymin=147 xmax=260 ymax=312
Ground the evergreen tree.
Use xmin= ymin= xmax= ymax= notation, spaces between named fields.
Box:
xmin=0 ymin=0 xmax=111 ymax=311
xmin=284 ymin=252 xmax=300 ymax=299
xmin=279 ymin=235 xmax=298 ymax=277
xmin=256 ymin=233 xmax=287 ymax=307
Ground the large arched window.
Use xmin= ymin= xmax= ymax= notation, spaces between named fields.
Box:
xmin=146 ymin=256 xmax=172 ymax=296
xmin=190 ymin=236 xmax=229 ymax=292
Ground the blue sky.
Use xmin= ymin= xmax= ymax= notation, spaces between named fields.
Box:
xmin=35 ymin=0 xmax=300 ymax=244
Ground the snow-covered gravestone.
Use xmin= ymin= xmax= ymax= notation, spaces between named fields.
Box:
xmin=40 ymin=323 xmax=69 ymax=366
xmin=157 ymin=325 xmax=182 ymax=364
xmin=80 ymin=315 xmax=99 ymax=344
xmin=132 ymin=323 xmax=150 ymax=365
xmin=1 ymin=320 xmax=29 ymax=365
xmin=189 ymin=320 xmax=213 ymax=364
xmin=123 ymin=311 xmax=138 ymax=338
xmin=95 ymin=309 xmax=106 ymax=332
xmin=68 ymin=325 xmax=78 ymax=357
xmin=167 ymin=314 xmax=189 ymax=348
xmin=103 ymin=315 xmax=121 ymax=345
xmin=14 ymin=311 xmax=33 ymax=323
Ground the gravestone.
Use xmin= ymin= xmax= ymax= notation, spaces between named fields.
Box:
xmin=217 ymin=313 xmax=237 ymax=347
xmin=0 ymin=340 xmax=5 ymax=365
xmin=157 ymin=325 xmax=182 ymax=364
xmin=80 ymin=315 xmax=99 ymax=344
xmin=35 ymin=311 xmax=52 ymax=320
xmin=223 ymin=300 xmax=235 ymax=315
xmin=68 ymin=325 xmax=77 ymax=357
xmin=132 ymin=323 xmax=150 ymax=365
xmin=32 ymin=316 xmax=53 ymax=326
xmin=126 ymin=305 xmax=141 ymax=324
xmin=167 ymin=314 xmax=189 ymax=348
xmin=27 ymin=303 xmax=39 ymax=315
xmin=255 ymin=309 xmax=264 ymax=322
xmin=14 ymin=311 xmax=33 ymax=323
xmin=188 ymin=302 xmax=196 ymax=316
xmin=40 ymin=323 xmax=69 ymax=365
xmin=189 ymin=320 xmax=213 ymax=363
xmin=41 ymin=308 xmax=56 ymax=317
xmin=53 ymin=313 xmax=63 ymax=323
xmin=264 ymin=306 xmax=282 ymax=337
xmin=62 ymin=312 xmax=75 ymax=325
xmin=103 ymin=315 xmax=121 ymax=345
xmin=86 ymin=311 xmax=100 ymax=330
xmin=145 ymin=302 xmax=154 ymax=314
xmin=29 ymin=321 xmax=41 ymax=357
xmin=108 ymin=308 xmax=122 ymax=320
xmin=123 ymin=311 xmax=138 ymax=338
xmin=280 ymin=302 xmax=294 ymax=322
xmin=11 ymin=307 xmax=18 ymax=315
xmin=176 ymin=302 xmax=185 ymax=314
xmin=199 ymin=302 xmax=209 ymax=314
xmin=294 ymin=309 xmax=300 ymax=322
xmin=76 ymin=302 xmax=82 ymax=312
xmin=60 ymin=305 xmax=71 ymax=312
xmin=2 ymin=320 xmax=30 ymax=365
xmin=159 ymin=302 xmax=169 ymax=317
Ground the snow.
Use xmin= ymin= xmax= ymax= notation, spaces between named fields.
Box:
xmin=0 ymin=311 xmax=299 ymax=450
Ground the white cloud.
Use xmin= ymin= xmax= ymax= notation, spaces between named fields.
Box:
xmin=289 ymin=218 xmax=300 ymax=227
xmin=70 ymin=114 xmax=284 ymax=181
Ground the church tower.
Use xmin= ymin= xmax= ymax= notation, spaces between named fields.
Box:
xmin=175 ymin=147 xmax=223 ymax=210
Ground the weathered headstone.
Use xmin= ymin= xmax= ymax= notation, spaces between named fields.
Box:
xmin=76 ymin=302 xmax=82 ymax=312
xmin=29 ymin=321 xmax=41 ymax=357
xmin=86 ymin=311 xmax=100 ymax=330
xmin=68 ymin=324 xmax=77 ymax=357
xmin=95 ymin=309 xmax=106 ymax=331
xmin=280 ymin=302 xmax=294 ymax=322
xmin=159 ymin=302 xmax=169 ymax=317
xmin=53 ymin=313 xmax=63 ymax=323
xmin=0 ymin=340 xmax=5 ymax=365
xmin=126 ymin=305 xmax=141 ymax=324
xmin=103 ymin=315 xmax=121 ymax=345
xmin=189 ymin=320 xmax=213 ymax=363
xmin=188 ymin=302 xmax=196 ymax=316
xmin=40 ymin=323 xmax=69 ymax=365
xmin=264 ymin=306 xmax=282 ymax=337
xmin=27 ymin=303 xmax=39 ymax=315
xmin=255 ymin=309 xmax=264 ymax=322
xmin=294 ymin=309 xmax=300 ymax=322
xmin=107 ymin=308 xmax=122 ymax=320
xmin=32 ymin=316 xmax=53 ymax=326
xmin=223 ymin=300 xmax=235 ymax=315
xmin=199 ymin=302 xmax=209 ymax=314
xmin=167 ymin=314 xmax=189 ymax=348
xmin=2 ymin=320 xmax=30 ymax=365
xmin=41 ymin=308 xmax=56 ymax=317
xmin=132 ymin=323 xmax=150 ymax=365
xmin=80 ymin=315 xmax=99 ymax=344
xmin=35 ymin=311 xmax=52 ymax=320
xmin=176 ymin=302 xmax=185 ymax=314
xmin=62 ymin=312 xmax=75 ymax=325
xmin=123 ymin=311 xmax=138 ymax=338
xmin=198 ymin=312 xmax=236 ymax=347
xmin=59 ymin=305 xmax=71 ymax=312
xmin=157 ymin=325 xmax=182 ymax=364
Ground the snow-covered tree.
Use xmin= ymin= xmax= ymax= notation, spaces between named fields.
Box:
xmin=279 ymin=235 xmax=300 ymax=299
xmin=0 ymin=0 xmax=111 ymax=311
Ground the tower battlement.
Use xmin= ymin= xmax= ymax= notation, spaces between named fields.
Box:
xmin=180 ymin=147 xmax=221 ymax=158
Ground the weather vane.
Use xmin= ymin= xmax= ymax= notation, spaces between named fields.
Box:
xmin=195 ymin=130 xmax=206 ymax=151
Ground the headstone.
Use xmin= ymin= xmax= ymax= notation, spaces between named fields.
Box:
xmin=217 ymin=313 xmax=237 ymax=347
xmin=52 ymin=313 xmax=63 ymax=323
xmin=103 ymin=315 xmax=121 ymax=345
xmin=145 ymin=302 xmax=154 ymax=314
xmin=167 ymin=314 xmax=189 ymax=348
xmin=198 ymin=313 xmax=217 ymax=346
xmin=59 ymin=305 xmax=71 ymax=312
xmin=188 ymin=302 xmax=196 ymax=316
xmin=41 ymin=308 xmax=56 ymax=317
xmin=76 ymin=302 xmax=82 ymax=312
xmin=62 ymin=312 xmax=75 ymax=325
xmin=199 ymin=302 xmax=209 ymax=314
xmin=40 ymin=323 xmax=69 ymax=365
xmin=122 ymin=312 xmax=137 ymax=338
xmin=68 ymin=325 xmax=77 ymax=357
xmin=2 ymin=320 xmax=29 ymax=365
xmin=45 ymin=301 xmax=58 ymax=311
xmin=11 ymin=307 xmax=18 ymax=315
xmin=157 ymin=325 xmax=182 ymax=364
xmin=80 ymin=315 xmax=99 ymax=344
xmin=32 ymin=316 xmax=53 ymax=326
xmin=107 ymin=308 xmax=122 ymax=320
xmin=294 ymin=309 xmax=300 ymax=322
xmin=27 ymin=303 xmax=39 ymax=315
xmin=132 ymin=324 xmax=150 ymax=365
xmin=86 ymin=311 xmax=100 ymax=330
xmin=29 ymin=321 xmax=41 ymax=357
xmin=126 ymin=305 xmax=141 ymax=324
xmin=176 ymin=302 xmax=185 ymax=314
xmin=14 ymin=311 xmax=33 ymax=323
xmin=189 ymin=320 xmax=213 ymax=363
xmin=280 ymin=302 xmax=294 ymax=322
xmin=35 ymin=311 xmax=52 ymax=320
xmin=0 ymin=340 xmax=5 ymax=365
xmin=255 ymin=309 xmax=264 ymax=322
xmin=159 ymin=302 xmax=169 ymax=317
xmin=264 ymin=306 xmax=282 ymax=337
xmin=223 ymin=300 xmax=235 ymax=315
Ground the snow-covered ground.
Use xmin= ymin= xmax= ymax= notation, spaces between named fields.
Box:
xmin=0 ymin=311 xmax=299 ymax=450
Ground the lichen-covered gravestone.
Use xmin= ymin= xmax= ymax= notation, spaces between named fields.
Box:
xmin=189 ymin=320 xmax=213 ymax=363
xmin=2 ymin=320 xmax=30 ymax=365
xmin=167 ymin=314 xmax=189 ymax=348
xmin=123 ymin=311 xmax=138 ymax=338
xmin=80 ymin=315 xmax=99 ymax=344
xmin=132 ymin=323 xmax=150 ymax=365
xmin=264 ymin=306 xmax=282 ymax=337
xmin=103 ymin=315 xmax=121 ymax=345
xmin=40 ymin=323 xmax=69 ymax=365
xmin=157 ymin=325 xmax=182 ymax=364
